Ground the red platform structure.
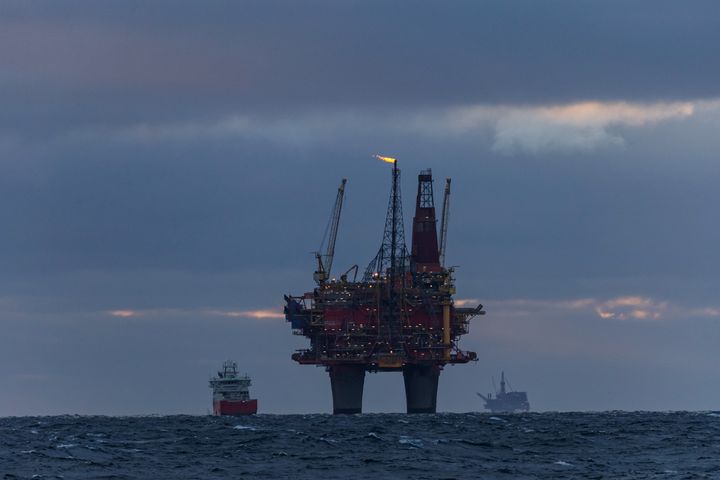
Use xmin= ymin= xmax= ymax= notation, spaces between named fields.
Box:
xmin=284 ymin=159 xmax=484 ymax=413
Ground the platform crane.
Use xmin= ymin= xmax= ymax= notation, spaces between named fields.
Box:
xmin=314 ymin=178 xmax=347 ymax=285
xmin=438 ymin=178 xmax=451 ymax=267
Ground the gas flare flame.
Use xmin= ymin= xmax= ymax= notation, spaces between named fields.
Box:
xmin=374 ymin=154 xmax=397 ymax=164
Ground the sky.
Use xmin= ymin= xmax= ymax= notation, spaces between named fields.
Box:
xmin=2 ymin=0 xmax=720 ymax=415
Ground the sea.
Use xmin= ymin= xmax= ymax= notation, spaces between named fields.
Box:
xmin=2 ymin=412 xmax=720 ymax=479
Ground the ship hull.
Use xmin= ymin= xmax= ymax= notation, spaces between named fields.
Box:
xmin=483 ymin=399 xmax=530 ymax=413
xmin=213 ymin=399 xmax=258 ymax=416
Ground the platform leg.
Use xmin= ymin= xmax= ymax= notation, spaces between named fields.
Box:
xmin=403 ymin=365 xmax=440 ymax=413
xmin=329 ymin=365 xmax=365 ymax=414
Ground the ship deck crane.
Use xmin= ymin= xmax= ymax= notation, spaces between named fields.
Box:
xmin=438 ymin=178 xmax=451 ymax=266
xmin=314 ymin=178 xmax=347 ymax=285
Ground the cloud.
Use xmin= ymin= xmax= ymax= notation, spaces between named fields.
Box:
xmin=104 ymin=307 xmax=284 ymax=320
xmin=489 ymin=296 xmax=718 ymax=322
xmin=115 ymin=116 xmax=274 ymax=144
xmin=5 ymin=1 xmax=720 ymax=122
xmin=67 ymin=100 xmax=707 ymax=156
xmin=108 ymin=310 xmax=138 ymax=318
xmin=490 ymin=101 xmax=695 ymax=154
xmin=12 ymin=373 xmax=56 ymax=381
xmin=209 ymin=309 xmax=284 ymax=320
xmin=454 ymin=298 xmax=482 ymax=307
xmin=85 ymin=111 xmax=379 ymax=147
xmin=690 ymin=307 xmax=720 ymax=317
xmin=594 ymin=296 xmax=668 ymax=320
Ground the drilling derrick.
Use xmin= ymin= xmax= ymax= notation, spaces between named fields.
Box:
xmin=284 ymin=159 xmax=484 ymax=414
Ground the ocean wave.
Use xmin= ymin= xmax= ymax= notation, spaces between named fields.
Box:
xmin=231 ymin=425 xmax=257 ymax=431
xmin=1 ymin=412 xmax=718 ymax=479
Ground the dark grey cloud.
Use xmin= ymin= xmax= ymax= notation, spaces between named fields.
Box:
xmin=3 ymin=0 xmax=720 ymax=136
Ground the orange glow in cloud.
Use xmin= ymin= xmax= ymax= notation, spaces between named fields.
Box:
xmin=593 ymin=296 xmax=667 ymax=320
xmin=543 ymin=101 xmax=694 ymax=126
xmin=595 ymin=308 xmax=615 ymax=319
xmin=216 ymin=309 xmax=284 ymax=319
xmin=108 ymin=310 xmax=137 ymax=317
xmin=454 ymin=298 xmax=480 ymax=307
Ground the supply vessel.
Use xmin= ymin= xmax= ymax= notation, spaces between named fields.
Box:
xmin=209 ymin=360 xmax=258 ymax=415
xmin=477 ymin=371 xmax=530 ymax=413
xmin=284 ymin=157 xmax=484 ymax=414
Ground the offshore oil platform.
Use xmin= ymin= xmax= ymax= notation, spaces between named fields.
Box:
xmin=284 ymin=156 xmax=484 ymax=414
xmin=477 ymin=372 xmax=530 ymax=413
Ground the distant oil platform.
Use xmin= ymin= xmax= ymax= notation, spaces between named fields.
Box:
xmin=477 ymin=371 xmax=530 ymax=413
xmin=284 ymin=156 xmax=484 ymax=414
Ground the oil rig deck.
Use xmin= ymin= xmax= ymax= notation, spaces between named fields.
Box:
xmin=284 ymin=157 xmax=484 ymax=413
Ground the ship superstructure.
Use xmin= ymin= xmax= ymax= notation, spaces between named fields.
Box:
xmin=477 ymin=371 xmax=530 ymax=413
xmin=209 ymin=360 xmax=258 ymax=416
xmin=285 ymin=158 xmax=484 ymax=414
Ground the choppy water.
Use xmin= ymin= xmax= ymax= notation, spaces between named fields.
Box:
xmin=2 ymin=412 xmax=720 ymax=479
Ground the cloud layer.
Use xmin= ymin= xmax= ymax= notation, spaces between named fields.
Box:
xmin=54 ymin=100 xmax=710 ymax=157
xmin=491 ymin=102 xmax=696 ymax=154
xmin=484 ymin=296 xmax=720 ymax=322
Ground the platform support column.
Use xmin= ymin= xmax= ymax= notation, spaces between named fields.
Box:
xmin=403 ymin=365 xmax=440 ymax=413
xmin=329 ymin=365 xmax=365 ymax=414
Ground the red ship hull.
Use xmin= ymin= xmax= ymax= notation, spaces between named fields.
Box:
xmin=213 ymin=399 xmax=258 ymax=416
